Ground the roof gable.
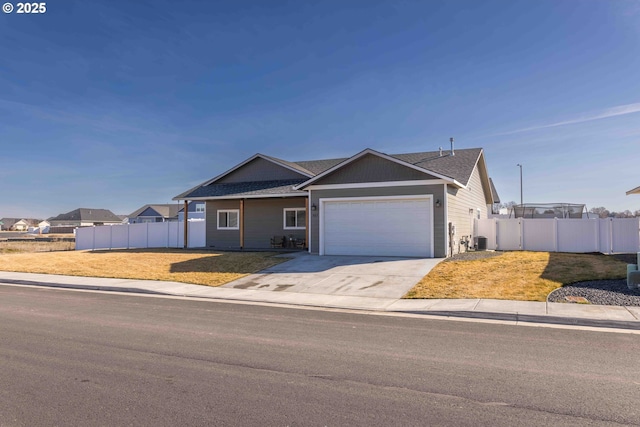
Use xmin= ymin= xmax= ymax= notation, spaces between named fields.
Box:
xmin=305 ymin=152 xmax=439 ymax=186
xmin=209 ymin=154 xmax=312 ymax=184
xmin=296 ymin=149 xmax=459 ymax=189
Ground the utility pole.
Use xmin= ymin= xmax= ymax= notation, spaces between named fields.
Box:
xmin=516 ymin=164 xmax=523 ymax=205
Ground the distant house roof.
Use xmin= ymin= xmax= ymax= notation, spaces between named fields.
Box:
xmin=175 ymin=147 xmax=489 ymax=200
xmin=128 ymin=204 xmax=182 ymax=219
xmin=48 ymin=208 xmax=122 ymax=223
xmin=489 ymin=178 xmax=500 ymax=204
xmin=0 ymin=218 xmax=42 ymax=228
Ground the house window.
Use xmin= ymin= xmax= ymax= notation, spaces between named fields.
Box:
xmin=195 ymin=203 xmax=205 ymax=213
xmin=217 ymin=210 xmax=239 ymax=230
xmin=284 ymin=208 xmax=306 ymax=230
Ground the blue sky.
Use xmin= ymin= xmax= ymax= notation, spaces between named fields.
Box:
xmin=1 ymin=0 xmax=639 ymax=218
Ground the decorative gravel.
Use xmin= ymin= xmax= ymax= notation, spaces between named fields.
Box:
xmin=548 ymin=280 xmax=640 ymax=307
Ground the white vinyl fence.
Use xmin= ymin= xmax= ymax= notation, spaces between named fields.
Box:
xmin=76 ymin=221 xmax=206 ymax=250
xmin=476 ymin=218 xmax=640 ymax=254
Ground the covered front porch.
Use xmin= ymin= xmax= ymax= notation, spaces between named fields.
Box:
xmin=182 ymin=196 xmax=309 ymax=251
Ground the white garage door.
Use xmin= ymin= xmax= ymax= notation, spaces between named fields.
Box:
xmin=321 ymin=197 xmax=432 ymax=257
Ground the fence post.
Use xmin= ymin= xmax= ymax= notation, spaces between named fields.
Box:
xmin=127 ymin=224 xmax=130 ymax=250
xmin=109 ymin=225 xmax=113 ymax=250
xmin=553 ymin=217 xmax=558 ymax=252
xmin=92 ymin=226 xmax=96 ymax=251
xmin=609 ymin=218 xmax=613 ymax=254
xmin=146 ymin=222 xmax=149 ymax=248
xmin=519 ymin=219 xmax=523 ymax=250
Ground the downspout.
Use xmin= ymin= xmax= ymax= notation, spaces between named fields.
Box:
xmin=183 ymin=200 xmax=189 ymax=248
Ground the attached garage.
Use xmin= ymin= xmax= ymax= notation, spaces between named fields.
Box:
xmin=320 ymin=196 xmax=433 ymax=257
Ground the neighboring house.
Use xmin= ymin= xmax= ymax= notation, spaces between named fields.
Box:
xmin=127 ymin=204 xmax=182 ymax=224
xmin=48 ymin=208 xmax=122 ymax=227
xmin=178 ymin=201 xmax=206 ymax=222
xmin=0 ymin=218 xmax=41 ymax=231
xmin=173 ymin=146 xmax=499 ymax=258
xmin=11 ymin=219 xmax=30 ymax=231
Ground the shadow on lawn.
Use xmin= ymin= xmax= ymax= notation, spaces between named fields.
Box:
xmin=87 ymin=248 xmax=279 ymax=275
xmin=539 ymin=252 xmax=627 ymax=285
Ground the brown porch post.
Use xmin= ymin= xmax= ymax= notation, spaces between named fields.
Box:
xmin=239 ymin=199 xmax=245 ymax=249
xmin=305 ymin=197 xmax=309 ymax=249
xmin=183 ymin=200 xmax=189 ymax=249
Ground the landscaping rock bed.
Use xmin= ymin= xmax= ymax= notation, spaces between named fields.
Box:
xmin=548 ymin=280 xmax=640 ymax=307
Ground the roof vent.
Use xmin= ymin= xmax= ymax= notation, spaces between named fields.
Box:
xmin=439 ymin=147 xmax=443 ymax=157
xmin=450 ymin=137 xmax=455 ymax=156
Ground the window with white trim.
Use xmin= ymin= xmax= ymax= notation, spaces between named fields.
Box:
xmin=217 ymin=209 xmax=239 ymax=230
xmin=284 ymin=208 xmax=306 ymax=229
xmin=195 ymin=203 xmax=205 ymax=213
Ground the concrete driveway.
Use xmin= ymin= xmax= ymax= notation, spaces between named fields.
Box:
xmin=223 ymin=253 xmax=443 ymax=298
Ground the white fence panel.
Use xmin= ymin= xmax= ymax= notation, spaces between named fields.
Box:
xmin=147 ymin=222 xmax=169 ymax=248
xmin=128 ymin=223 xmax=149 ymax=249
xmin=188 ymin=220 xmax=206 ymax=248
xmin=496 ymin=219 xmax=521 ymax=251
xmin=93 ymin=226 xmax=113 ymax=250
xmin=611 ymin=218 xmax=640 ymax=254
xmin=474 ymin=217 xmax=638 ymax=254
xmin=556 ymin=219 xmax=598 ymax=253
xmin=522 ymin=219 xmax=556 ymax=252
xmin=598 ymin=219 xmax=612 ymax=254
xmin=75 ymin=227 xmax=94 ymax=250
xmin=111 ymin=224 xmax=129 ymax=249
xmin=476 ymin=219 xmax=497 ymax=250
xmin=75 ymin=221 xmax=206 ymax=251
xmin=169 ymin=222 xmax=181 ymax=248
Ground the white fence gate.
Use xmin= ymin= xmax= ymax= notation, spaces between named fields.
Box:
xmin=476 ymin=218 xmax=640 ymax=254
xmin=75 ymin=221 xmax=206 ymax=251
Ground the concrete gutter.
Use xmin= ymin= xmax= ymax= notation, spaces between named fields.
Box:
xmin=0 ymin=272 xmax=638 ymax=330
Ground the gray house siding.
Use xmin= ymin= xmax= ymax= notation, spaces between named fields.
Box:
xmin=309 ymin=185 xmax=446 ymax=257
xmin=218 ymin=157 xmax=307 ymax=184
xmin=316 ymin=154 xmax=437 ymax=185
xmin=205 ymin=198 xmax=307 ymax=249
xmin=205 ymin=200 xmax=241 ymax=249
xmin=244 ymin=198 xmax=306 ymax=248
xmin=446 ymin=165 xmax=489 ymax=254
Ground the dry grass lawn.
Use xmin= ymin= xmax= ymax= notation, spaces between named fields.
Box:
xmin=0 ymin=249 xmax=285 ymax=287
xmin=405 ymin=251 xmax=627 ymax=301
xmin=0 ymin=240 xmax=75 ymax=253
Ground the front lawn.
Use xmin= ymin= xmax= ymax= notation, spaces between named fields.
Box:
xmin=404 ymin=251 xmax=628 ymax=301
xmin=0 ymin=249 xmax=285 ymax=287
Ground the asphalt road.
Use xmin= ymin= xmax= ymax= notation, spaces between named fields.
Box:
xmin=1 ymin=285 xmax=639 ymax=426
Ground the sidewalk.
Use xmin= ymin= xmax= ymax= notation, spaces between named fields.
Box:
xmin=1 ymin=271 xmax=638 ymax=330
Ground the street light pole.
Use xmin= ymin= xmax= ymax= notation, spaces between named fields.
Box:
xmin=516 ymin=164 xmax=523 ymax=205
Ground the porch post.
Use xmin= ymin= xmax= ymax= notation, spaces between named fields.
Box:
xmin=183 ymin=200 xmax=189 ymax=248
xmin=240 ymin=199 xmax=245 ymax=249
xmin=305 ymin=197 xmax=309 ymax=249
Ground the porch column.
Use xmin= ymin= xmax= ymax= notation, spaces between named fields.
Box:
xmin=240 ymin=199 xmax=245 ymax=249
xmin=305 ymin=197 xmax=309 ymax=249
xmin=183 ymin=200 xmax=188 ymax=248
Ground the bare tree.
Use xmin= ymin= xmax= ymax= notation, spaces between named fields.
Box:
xmin=589 ymin=207 xmax=610 ymax=219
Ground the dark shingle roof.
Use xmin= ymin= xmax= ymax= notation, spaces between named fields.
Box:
xmin=390 ymin=148 xmax=482 ymax=184
xmin=128 ymin=204 xmax=182 ymax=219
xmin=185 ymin=179 xmax=307 ymax=199
xmin=49 ymin=208 xmax=122 ymax=223
xmin=177 ymin=148 xmax=485 ymax=199
xmin=293 ymin=158 xmax=348 ymax=175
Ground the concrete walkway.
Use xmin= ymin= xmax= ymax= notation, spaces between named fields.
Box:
xmin=1 ymin=271 xmax=638 ymax=330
